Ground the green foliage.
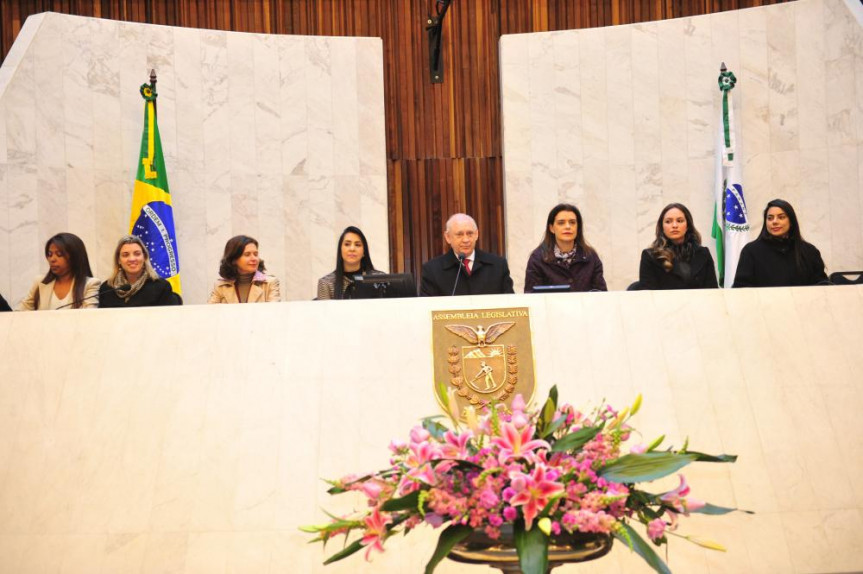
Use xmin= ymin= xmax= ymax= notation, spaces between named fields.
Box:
xmin=600 ymin=452 xmax=698 ymax=483
xmin=381 ymin=491 xmax=420 ymax=512
xmin=323 ymin=538 xmax=364 ymax=565
xmin=550 ymin=424 xmax=603 ymax=453
xmin=424 ymin=524 xmax=473 ymax=574
xmin=613 ymin=523 xmax=671 ymax=574
xmin=514 ymin=522 xmax=549 ymax=574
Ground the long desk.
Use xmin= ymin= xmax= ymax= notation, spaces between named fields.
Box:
xmin=0 ymin=287 xmax=861 ymax=573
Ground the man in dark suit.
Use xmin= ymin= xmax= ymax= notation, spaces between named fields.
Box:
xmin=420 ymin=213 xmax=514 ymax=296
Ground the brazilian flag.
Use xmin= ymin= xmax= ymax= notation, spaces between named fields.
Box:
xmin=129 ymin=82 xmax=181 ymax=295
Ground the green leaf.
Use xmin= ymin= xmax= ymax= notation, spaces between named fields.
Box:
xmin=422 ymin=416 xmax=449 ymax=441
xmin=424 ymin=524 xmax=473 ymax=574
xmin=548 ymin=385 xmax=558 ymax=408
xmin=691 ymin=502 xmax=752 ymax=515
xmin=613 ymin=523 xmax=671 ymax=574
xmin=684 ymin=451 xmax=738 ymax=463
xmin=550 ymin=425 xmax=603 ymax=453
xmin=541 ymin=398 xmax=556 ymax=430
xmin=630 ymin=394 xmax=643 ymax=416
xmin=541 ymin=415 xmax=567 ymax=439
xmin=646 ymin=434 xmax=665 ymax=452
xmin=599 ymin=452 xmax=698 ymax=483
xmin=381 ymin=490 xmax=421 ymax=512
xmin=323 ymin=538 xmax=364 ymax=565
xmin=514 ymin=523 xmax=549 ymax=574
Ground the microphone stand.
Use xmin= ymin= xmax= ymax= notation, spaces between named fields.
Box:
xmin=451 ymin=253 xmax=466 ymax=296
xmin=56 ymin=283 xmax=130 ymax=309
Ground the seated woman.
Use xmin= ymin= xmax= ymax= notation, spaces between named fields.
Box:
xmin=316 ymin=226 xmax=383 ymax=300
xmin=524 ymin=203 xmax=607 ymax=292
xmin=639 ymin=203 xmax=718 ymax=290
xmin=208 ymin=235 xmax=281 ymax=303
xmin=99 ymin=235 xmax=180 ymax=307
xmin=733 ymin=199 xmax=827 ymax=288
xmin=19 ymin=232 xmax=100 ymax=310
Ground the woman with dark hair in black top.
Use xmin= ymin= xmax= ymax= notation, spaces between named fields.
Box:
xmin=639 ymin=203 xmax=718 ymax=290
xmin=316 ymin=226 xmax=383 ymax=299
xmin=733 ymin=199 xmax=827 ymax=288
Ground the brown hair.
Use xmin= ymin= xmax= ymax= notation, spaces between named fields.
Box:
xmin=539 ymin=203 xmax=595 ymax=262
xmin=648 ymin=203 xmax=701 ymax=272
xmin=39 ymin=232 xmax=94 ymax=309
xmin=218 ymin=235 xmax=265 ymax=280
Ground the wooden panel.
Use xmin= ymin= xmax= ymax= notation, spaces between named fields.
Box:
xmin=0 ymin=0 xmax=789 ymax=285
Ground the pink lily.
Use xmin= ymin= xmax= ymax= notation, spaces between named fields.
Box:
xmin=361 ymin=508 xmax=391 ymax=560
xmin=660 ymin=475 xmax=705 ymax=515
xmin=492 ymin=422 xmax=550 ymax=464
xmin=508 ymin=465 xmax=565 ymax=530
xmin=440 ymin=430 xmax=473 ymax=459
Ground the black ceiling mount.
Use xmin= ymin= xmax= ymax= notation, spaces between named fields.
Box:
xmin=426 ymin=0 xmax=453 ymax=84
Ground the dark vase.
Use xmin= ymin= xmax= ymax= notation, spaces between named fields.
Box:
xmin=448 ymin=525 xmax=613 ymax=574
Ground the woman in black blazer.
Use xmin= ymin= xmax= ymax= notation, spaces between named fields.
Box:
xmin=639 ymin=203 xmax=718 ymax=290
xmin=733 ymin=199 xmax=827 ymax=288
xmin=99 ymin=235 xmax=179 ymax=307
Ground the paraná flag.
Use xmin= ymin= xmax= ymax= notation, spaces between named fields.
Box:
xmin=712 ymin=66 xmax=750 ymax=287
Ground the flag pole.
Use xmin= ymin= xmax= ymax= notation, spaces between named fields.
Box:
xmin=149 ymin=69 xmax=157 ymax=117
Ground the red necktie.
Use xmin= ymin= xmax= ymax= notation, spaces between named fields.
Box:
xmin=464 ymin=259 xmax=472 ymax=275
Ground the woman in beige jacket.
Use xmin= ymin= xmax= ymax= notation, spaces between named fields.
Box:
xmin=20 ymin=232 xmax=101 ymax=310
xmin=208 ymin=235 xmax=281 ymax=304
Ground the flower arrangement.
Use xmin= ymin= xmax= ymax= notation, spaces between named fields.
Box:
xmin=303 ymin=387 xmax=743 ymax=574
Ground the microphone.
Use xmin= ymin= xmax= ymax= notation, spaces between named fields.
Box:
xmin=451 ymin=253 xmax=466 ymax=296
xmin=56 ymin=283 xmax=130 ymax=309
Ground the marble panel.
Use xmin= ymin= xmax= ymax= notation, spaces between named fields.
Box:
xmin=0 ymin=167 xmax=9 ymax=307
xmin=578 ymin=28 xmax=608 ymax=163
xmin=796 ymin=0 xmax=828 ymax=150
xmin=766 ymin=3 xmax=799 ymax=152
xmin=5 ymin=43 xmax=36 ymax=167
xmin=36 ymin=166 xmax=68 ymax=246
xmin=357 ymin=38 xmax=386 ymax=177
xmin=552 ymin=31 xmax=582 ymax=177
xmin=605 ymin=25 xmax=634 ymax=166
xmin=117 ymin=21 xmax=148 ymax=172
xmin=631 ymin=23 xmax=660 ymax=166
xmin=657 ymin=18 xmax=688 ymax=163
xmin=252 ymin=34 xmax=282 ymax=177
xmin=528 ymin=33 xmax=556 ymax=185
xmin=738 ymin=7 xmax=771 ymax=157
xmin=90 ymin=19 xmax=123 ymax=173
xmin=825 ymin=55 xmax=857 ymax=147
xmin=332 ymin=39 xmax=360 ymax=177
xmin=796 ymin=148 xmax=831 ymax=264
xmin=173 ymin=27 xmax=205 ymax=173
xmin=32 ymin=14 xmax=66 ymax=169
xmin=7 ymin=164 xmax=38 ymax=302
xmin=93 ymin=169 xmax=128 ymax=276
xmin=828 ymin=145 xmax=862 ymax=270
xmin=279 ymin=39 xmax=309 ymax=178
xmin=306 ymin=37 xmax=335 ymax=178
xmin=500 ymin=34 xmax=531 ymax=175
xmin=683 ymin=16 xmax=714 ymax=160
xmin=281 ymin=176 xmax=312 ymax=298
xmin=608 ymin=165 xmax=637 ymax=288
xmin=227 ymin=32 xmax=256 ymax=177
xmin=63 ymin=17 xmax=98 ymax=171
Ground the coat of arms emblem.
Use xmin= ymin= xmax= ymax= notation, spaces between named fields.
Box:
xmin=432 ymin=308 xmax=535 ymax=413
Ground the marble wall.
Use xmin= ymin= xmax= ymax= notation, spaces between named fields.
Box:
xmin=0 ymin=286 xmax=861 ymax=573
xmin=501 ymin=0 xmax=863 ymax=291
xmin=0 ymin=12 xmax=388 ymax=305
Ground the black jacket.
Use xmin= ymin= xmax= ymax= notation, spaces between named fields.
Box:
xmin=732 ymin=237 xmax=827 ymax=288
xmin=420 ymin=249 xmax=514 ymax=296
xmin=639 ymin=246 xmax=718 ymax=290
xmin=98 ymin=278 xmax=180 ymax=307
xmin=524 ymin=247 xmax=607 ymax=293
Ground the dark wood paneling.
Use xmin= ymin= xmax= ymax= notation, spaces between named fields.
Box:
xmin=0 ymin=0 xmax=789 ymax=282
